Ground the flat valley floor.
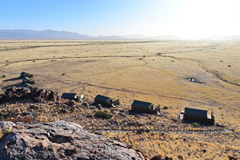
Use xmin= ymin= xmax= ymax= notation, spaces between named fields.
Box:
xmin=0 ymin=40 xmax=240 ymax=159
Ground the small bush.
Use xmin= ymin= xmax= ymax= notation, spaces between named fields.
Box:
xmin=191 ymin=122 xmax=200 ymax=127
xmin=2 ymin=75 xmax=6 ymax=78
xmin=95 ymin=111 xmax=112 ymax=119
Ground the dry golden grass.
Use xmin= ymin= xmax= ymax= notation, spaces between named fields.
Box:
xmin=0 ymin=40 xmax=240 ymax=159
xmin=102 ymin=131 xmax=240 ymax=159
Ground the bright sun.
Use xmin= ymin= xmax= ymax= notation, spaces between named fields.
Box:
xmin=173 ymin=0 xmax=240 ymax=39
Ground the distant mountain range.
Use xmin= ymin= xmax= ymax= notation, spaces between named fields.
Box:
xmin=0 ymin=29 xmax=240 ymax=40
xmin=0 ymin=29 xmax=91 ymax=40
xmin=0 ymin=29 xmax=179 ymax=40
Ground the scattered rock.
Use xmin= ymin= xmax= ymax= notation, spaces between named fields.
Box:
xmin=96 ymin=103 xmax=102 ymax=110
xmin=118 ymin=112 xmax=126 ymax=117
xmin=66 ymin=100 xmax=75 ymax=106
xmin=0 ymin=113 xmax=34 ymax=123
xmin=202 ymin=149 xmax=206 ymax=153
xmin=32 ymin=88 xmax=60 ymax=103
xmin=0 ymin=121 xmax=144 ymax=160
xmin=163 ymin=106 xmax=168 ymax=110
xmin=82 ymin=102 xmax=89 ymax=107
xmin=28 ymin=104 xmax=39 ymax=110
xmin=228 ymin=156 xmax=237 ymax=160
xmin=171 ymin=118 xmax=178 ymax=122
xmin=151 ymin=155 xmax=173 ymax=160
xmin=0 ymin=87 xmax=60 ymax=104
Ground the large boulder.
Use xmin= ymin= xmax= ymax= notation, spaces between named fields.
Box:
xmin=31 ymin=88 xmax=60 ymax=103
xmin=0 ymin=121 xmax=145 ymax=160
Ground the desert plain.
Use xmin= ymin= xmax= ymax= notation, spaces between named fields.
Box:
xmin=0 ymin=40 xmax=240 ymax=159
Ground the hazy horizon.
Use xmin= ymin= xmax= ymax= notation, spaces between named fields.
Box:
xmin=0 ymin=29 xmax=240 ymax=40
xmin=1 ymin=0 xmax=240 ymax=40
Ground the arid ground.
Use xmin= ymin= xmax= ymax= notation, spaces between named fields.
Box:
xmin=0 ymin=40 xmax=240 ymax=159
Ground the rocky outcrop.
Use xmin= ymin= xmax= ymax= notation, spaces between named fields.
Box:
xmin=0 ymin=86 xmax=60 ymax=103
xmin=0 ymin=121 xmax=15 ymax=139
xmin=0 ymin=121 xmax=145 ymax=160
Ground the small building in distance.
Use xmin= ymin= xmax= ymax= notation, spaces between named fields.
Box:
xmin=131 ymin=100 xmax=160 ymax=114
xmin=22 ymin=77 xmax=35 ymax=84
xmin=61 ymin=93 xmax=78 ymax=100
xmin=180 ymin=107 xmax=214 ymax=125
xmin=94 ymin=95 xmax=119 ymax=107
xmin=20 ymin=72 xmax=33 ymax=78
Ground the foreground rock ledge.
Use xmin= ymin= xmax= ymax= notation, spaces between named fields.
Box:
xmin=0 ymin=121 xmax=145 ymax=160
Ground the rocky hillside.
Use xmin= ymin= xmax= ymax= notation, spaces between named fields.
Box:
xmin=0 ymin=120 xmax=145 ymax=160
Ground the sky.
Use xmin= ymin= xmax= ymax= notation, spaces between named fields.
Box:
xmin=1 ymin=0 xmax=240 ymax=39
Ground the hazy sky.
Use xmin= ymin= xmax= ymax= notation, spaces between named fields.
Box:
xmin=1 ymin=0 xmax=240 ymax=39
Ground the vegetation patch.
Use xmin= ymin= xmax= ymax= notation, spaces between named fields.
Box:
xmin=191 ymin=122 xmax=200 ymax=127
xmin=95 ymin=111 xmax=112 ymax=119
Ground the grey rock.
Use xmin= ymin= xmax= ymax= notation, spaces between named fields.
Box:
xmin=82 ymin=102 xmax=89 ymax=107
xmin=0 ymin=120 xmax=144 ymax=160
xmin=96 ymin=103 xmax=102 ymax=110
xmin=0 ymin=121 xmax=16 ymax=137
xmin=0 ymin=87 xmax=60 ymax=104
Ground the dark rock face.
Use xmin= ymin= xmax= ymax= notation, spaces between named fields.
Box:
xmin=0 ymin=121 xmax=145 ymax=160
xmin=31 ymin=88 xmax=60 ymax=103
xmin=0 ymin=87 xmax=60 ymax=103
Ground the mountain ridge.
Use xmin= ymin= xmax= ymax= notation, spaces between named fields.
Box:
xmin=0 ymin=29 xmax=178 ymax=40
xmin=1 ymin=29 xmax=240 ymax=40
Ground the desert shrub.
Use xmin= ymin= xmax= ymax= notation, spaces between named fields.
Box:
xmin=95 ymin=111 xmax=112 ymax=119
xmin=191 ymin=122 xmax=200 ymax=127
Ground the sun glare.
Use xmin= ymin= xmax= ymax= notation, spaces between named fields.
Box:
xmin=173 ymin=0 xmax=240 ymax=39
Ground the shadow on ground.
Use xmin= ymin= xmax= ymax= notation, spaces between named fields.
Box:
xmin=3 ymin=77 xmax=21 ymax=82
